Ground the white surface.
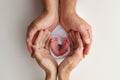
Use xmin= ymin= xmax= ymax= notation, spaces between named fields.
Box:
xmin=0 ymin=0 xmax=120 ymax=80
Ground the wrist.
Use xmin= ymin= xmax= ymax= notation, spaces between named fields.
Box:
xmin=60 ymin=9 xmax=76 ymax=18
xmin=43 ymin=0 xmax=58 ymax=15
xmin=58 ymin=71 xmax=70 ymax=80
xmin=60 ymin=0 xmax=76 ymax=17
xmin=58 ymin=66 xmax=71 ymax=80
xmin=45 ymin=72 xmax=57 ymax=80
xmin=43 ymin=8 xmax=58 ymax=16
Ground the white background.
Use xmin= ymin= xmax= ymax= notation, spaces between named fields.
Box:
xmin=0 ymin=0 xmax=120 ymax=80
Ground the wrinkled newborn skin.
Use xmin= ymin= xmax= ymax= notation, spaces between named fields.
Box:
xmin=50 ymin=37 xmax=70 ymax=56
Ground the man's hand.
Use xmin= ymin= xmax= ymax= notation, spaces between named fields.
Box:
xmin=33 ymin=30 xmax=58 ymax=80
xmin=60 ymin=0 xmax=92 ymax=56
xmin=58 ymin=31 xmax=84 ymax=80
xmin=26 ymin=11 xmax=58 ymax=55
xmin=60 ymin=13 xmax=92 ymax=56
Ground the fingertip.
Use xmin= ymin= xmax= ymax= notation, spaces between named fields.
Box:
xmin=83 ymin=44 xmax=91 ymax=56
xmin=80 ymin=30 xmax=90 ymax=44
xmin=85 ymin=38 xmax=90 ymax=44
xmin=27 ymin=44 xmax=33 ymax=54
xmin=26 ymin=35 xmax=34 ymax=53
xmin=87 ymin=29 xmax=92 ymax=43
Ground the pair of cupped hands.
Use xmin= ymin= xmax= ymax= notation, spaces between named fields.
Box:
xmin=26 ymin=9 xmax=92 ymax=77
xmin=32 ymin=29 xmax=84 ymax=77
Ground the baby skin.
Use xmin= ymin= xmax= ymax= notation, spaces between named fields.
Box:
xmin=50 ymin=37 xmax=70 ymax=56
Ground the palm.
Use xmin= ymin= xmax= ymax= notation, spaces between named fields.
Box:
xmin=59 ymin=31 xmax=84 ymax=72
xmin=33 ymin=30 xmax=58 ymax=73
xmin=36 ymin=49 xmax=57 ymax=72
xmin=60 ymin=13 xmax=92 ymax=55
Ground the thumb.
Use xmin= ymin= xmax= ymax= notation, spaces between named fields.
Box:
xmin=26 ymin=26 xmax=39 ymax=54
xmin=79 ymin=29 xmax=90 ymax=44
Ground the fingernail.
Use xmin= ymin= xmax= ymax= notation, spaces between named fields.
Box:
xmin=86 ymin=38 xmax=90 ymax=44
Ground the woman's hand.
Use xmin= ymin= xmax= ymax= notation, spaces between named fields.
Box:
xmin=58 ymin=31 xmax=84 ymax=80
xmin=33 ymin=29 xmax=58 ymax=80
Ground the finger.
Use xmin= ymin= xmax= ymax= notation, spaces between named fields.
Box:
xmin=66 ymin=37 xmax=70 ymax=46
xmin=87 ymin=28 xmax=92 ymax=44
xmin=27 ymin=26 xmax=39 ymax=42
xmin=83 ymin=43 xmax=91 ymax=56
xmin=45 ymin=37 xmax=51 ymax=49
xmin=71 ymin=31 xmax=76 ymax=41
xmin=26 ymin=26 xmax=39 ymax=53
xmin=83 ymin=28 xmax=92 ymax=55
xmin=75 ymin=31 xmax=80 ymax=41
xmin=68 ymin=31 xmax=73 ymax=47
xmin=79 ymin=29 xmax=90 ymax=44
xmin=32 ymin=31 xmax=40 ymax=45
xmin=76 ymin=32 xmax=84 ymax=48
xmin=35 ymin=30 xmax=44 ymax=45
xmin=70 ymin=31 xmax=75 ymax=44
xmin=26 ymin=38 xmax=33 ymax=54
xmin=41 ymin=29 xmax=48 ymax=40
xmin=43 ymin=29 xmax=50 ymax=43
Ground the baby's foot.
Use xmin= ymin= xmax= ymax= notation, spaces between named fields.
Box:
xmin=59 ymin=37 xmax=70 ymax=56
xmin=50 ymin=37 xmax=59 ymax=56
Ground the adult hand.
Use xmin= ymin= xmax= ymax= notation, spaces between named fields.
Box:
xmin=60 ymin=0 xmax=92 ymax=55
xmin=58 ymin=31 xmax=84 ymax=80
xmin=60 ymin=12 xmax=92 ymax=56
xmin=33 ymin=29 xmax=58 ymax=80
xmin=26 ymin=11 xmax=58 ymax=55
